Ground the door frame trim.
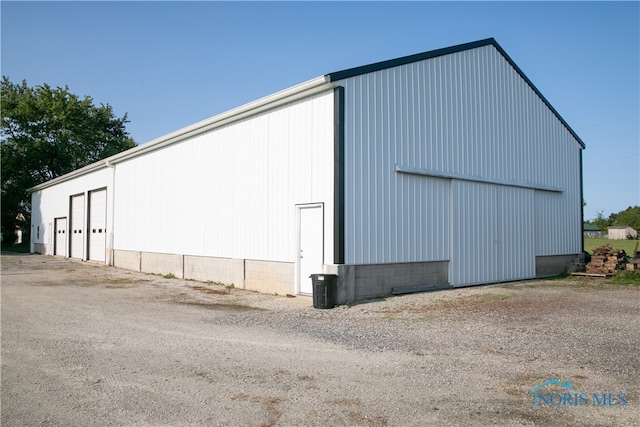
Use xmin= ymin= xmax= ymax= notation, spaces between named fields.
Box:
xmin=88 ymin=187 xmax=108 ymax=262
xmin=295 ymin=202 xmax=324 ymax=295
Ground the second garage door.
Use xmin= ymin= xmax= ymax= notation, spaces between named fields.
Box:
xmin=88 ymin=189 xmax=107 ymax=262
xmin=70 ymin=194 xmax=85 ymax=259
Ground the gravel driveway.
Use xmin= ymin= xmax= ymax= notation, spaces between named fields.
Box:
xmin=2 ymin=253 xmax=638 ymax=426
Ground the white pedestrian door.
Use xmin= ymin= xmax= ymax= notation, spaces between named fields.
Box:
xmin=54 ymin=217 xmax=67 ymax=256
xmin=298 ymin=204 xmax=324 ymax=295
xmin=88 ymin=189 xmax=107 ymax=262
xmin=70 ymin=194 xmax=85 ymax=259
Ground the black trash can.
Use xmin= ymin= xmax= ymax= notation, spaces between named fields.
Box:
xmin=310 ymin=274 xmax=338 ymax=309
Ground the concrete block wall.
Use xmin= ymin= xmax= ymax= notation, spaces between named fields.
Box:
xmin=32 ymin=243 xmax=49 ymax=255
xmin=337 ymin=261 xmax=449 ymax=304
xmin=184 ymin=256 xmax=244 ymax=286
xmin=535 ymin=254 xmax=579 ymax=277
xmin=112 ymin=250 xmax=294 ymax=295
xmin=141 ymin=252 xmax=184 ymax=278
xmin=113 ymin=250 xmax=141 ymax=272
xmin=245 ymin=260 xmax=294 ymax=295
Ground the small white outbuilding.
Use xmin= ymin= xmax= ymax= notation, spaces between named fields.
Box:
xmin=30 ymin=38 xmax=585 ymax=303
xmin=608 ymin=226 xmax=638 ymax=240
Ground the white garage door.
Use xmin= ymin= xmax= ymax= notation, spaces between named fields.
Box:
xmin=54 ymin=217 xmax=67 ymax=257
xmin=70 ymin=194 xmax=85 ymax=259
xmin=88 ymin=189 xmax=107 ymax=262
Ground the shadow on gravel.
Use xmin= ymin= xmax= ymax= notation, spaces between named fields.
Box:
xmin=172 ymin=299 xmax=267 ymax=312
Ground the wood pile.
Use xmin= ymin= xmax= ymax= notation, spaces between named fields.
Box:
xmin=586 ymin=244 xmax=627 ymax=274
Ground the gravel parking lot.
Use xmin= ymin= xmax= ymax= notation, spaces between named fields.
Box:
xmin=2 ymin=252 xmax=638 ymax=426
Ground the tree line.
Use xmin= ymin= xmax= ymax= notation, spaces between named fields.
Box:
xmin=1 ymin=77 xmax=136 ymax=244
xmin=586 ymin=206 xmax=640 ymax=233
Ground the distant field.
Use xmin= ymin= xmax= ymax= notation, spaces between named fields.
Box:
xmin=584 ymin=237 xmax=640 ymax=255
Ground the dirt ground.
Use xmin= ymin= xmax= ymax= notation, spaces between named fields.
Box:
xmin=1 ymin=253 xmax=638 ymax=426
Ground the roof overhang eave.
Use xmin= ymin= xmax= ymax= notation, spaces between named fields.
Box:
xmin=29 ymin=76 xmax=336 ymax=192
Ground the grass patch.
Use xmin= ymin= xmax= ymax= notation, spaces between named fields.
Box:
xmin=438 ymin=292 xmax=518 ymax=308
xmin=1 ymin=243 xmax=31 ymax=253
xmin=584 ymin=237 xmax=639 ymax=255
xmin=163 ymin=273 xmax=177 ymax=279
xmin=608 ymin=270 xmax=640 ymax=285
xmin=472 ymin=293 xmax=518 ymax=303
xmin=104 ymin=277 xmax=143 ymax=288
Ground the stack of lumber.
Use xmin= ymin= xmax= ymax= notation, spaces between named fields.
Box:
xmin=586 ymin=244 xmax=627 ymax=274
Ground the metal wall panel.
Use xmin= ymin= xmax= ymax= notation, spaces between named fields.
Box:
xmin=30 ymin=169 xmax=111 ymax=255
xmin=335 ymin=44 xmax=582 ymax=265
xmin=450 ymin=182 xmax=535 ymax=286
xmin=450 ymin=181 xmax=497 ymax=286
xmin=497 ymin=186 xmax=535 ymax=282
xmin=113 ymin=90 xmax=335 ymax=264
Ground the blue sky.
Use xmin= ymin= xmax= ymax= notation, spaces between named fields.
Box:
xmin=2 ymin=1 xmax=638 ymax=221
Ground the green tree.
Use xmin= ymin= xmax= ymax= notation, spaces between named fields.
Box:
xmin=611 ymin=206 xmax=640 ymax=230
xmin=592 ymin=210 xmax=610 ymax=232
xmin=1 ymin=77 xmax=136 ymax=242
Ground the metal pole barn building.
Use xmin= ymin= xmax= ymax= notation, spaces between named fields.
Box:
xmin=30 ymin=38 xmax=585 ymax=304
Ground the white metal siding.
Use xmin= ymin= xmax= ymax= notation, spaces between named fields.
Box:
xmin=336 ymin=44 xmax=582 ymax=265
xmin=113 ymin=91 xmax=335 ymax=264
xmin=29 ymin=169 xmax=111 ymax=256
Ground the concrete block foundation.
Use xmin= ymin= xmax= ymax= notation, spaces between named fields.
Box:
xmin=337 ymin=261 xmax=449 ymax=305
xmin=32 ymin=243 xmax=49 ymax=255
xmin=141 ymin=252 xmax=184 ymax=279
xmin=535 ymin=254 xmax=580 ymax=277
xmin=113 ymin=250 xmax=141 ymax=272
xmin=112 ymin=250 xmax=293 ymax=295
xmin=68 ymin=250 xmax=583 ymax=305
xmin=184 ymin=256 xmax=245 ymax=286
xmin=245 ymin=260 xmax=294 ymax=296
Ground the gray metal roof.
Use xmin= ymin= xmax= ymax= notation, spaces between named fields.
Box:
xmin=326 ymin=38 xmax=585 ymax=149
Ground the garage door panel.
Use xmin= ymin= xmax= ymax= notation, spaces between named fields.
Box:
xmin=89 ymin=189 xmax=107 ymax=262
xmin=54 ymin=217 xmax=67 ymax=257
xmin=70 ymin=194 xmax=85 ymax=259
